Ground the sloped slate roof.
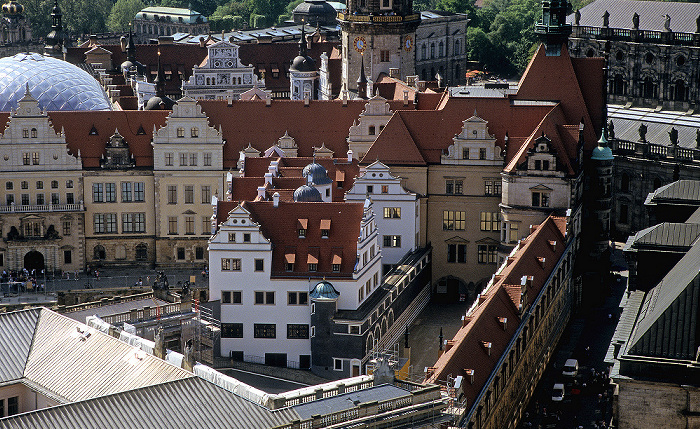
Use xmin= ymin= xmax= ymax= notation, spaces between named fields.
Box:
xmin=0 ymin=377 xmax=299 ymax=429
xmin=646 ymin=180 xmax=700 ymax=205
xmin=628 ymin=222 xmax=700 ymax=249
xmin=0 ymin=308 xmax=40 ymax=383
xmin=568 ymin=0 xmax=700 ymax=33
xmin=626 ymin=238 xmax=700 ymax=360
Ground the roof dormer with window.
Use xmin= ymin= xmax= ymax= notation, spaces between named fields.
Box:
xmin=442 ymin=114 xmax=502 ymax=166
xmin=525 ymin=134 xmax=560 ymax=177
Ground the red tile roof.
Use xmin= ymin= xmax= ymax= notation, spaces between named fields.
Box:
xmin=216 ymin=200 xmax=364 ymax=278
xmin=425 ymin=216 xmax=567 ymax=405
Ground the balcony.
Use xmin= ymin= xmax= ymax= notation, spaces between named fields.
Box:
xmin=0 ymin=202 xmax=85 ymax=213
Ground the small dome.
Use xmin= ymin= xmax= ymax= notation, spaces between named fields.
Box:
xmin=310 ymin=280 xmax=340 ymax=300
xmin=0 ymin=53 xmax=112 ymax=112
xmin=293 ymin=184 xmax=323 ymax=202
xmin=120 ymin=60 xmax=134 ymax=73
xmin=290 ymin=54 xmax=317 ymax=73
xmin=591 ymin=133 xmax=614 ymax=161
xmin=293 ymin=0 xmax=337 ymax=26
xmin=302 ymin=162 xmax=332 ymax=185
xmin=144 ymin=94 xmax=177 ymax=110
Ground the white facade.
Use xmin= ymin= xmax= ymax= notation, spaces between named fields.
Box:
xmin=209 ymin=201 xmax=382 ymax=365
xmin=182 ymin=41 xmax=261 ymax=101
xmin=346 ymin=161 xmax=418 ymax=268
xmin=347 ymin=95 xmax=394 ymax=160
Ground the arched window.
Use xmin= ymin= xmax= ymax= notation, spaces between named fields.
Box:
xmin=430 ymin=43 xmax=435 ymax=59
xmin=94 ymin=245 xmax=106 ymax=260
xmin=621 ymin=173 xmax=629 ymax=192
xmin=191 ymin=127 xmax=199 ymax=138
xmin=51 ymin=180 xmax=58 ymax=189
xmin=177 ymin=127 xmax=185 ymax=138
xmin=135 ymin=243 xmax=148 ymax=261
xmin=454 ymin=40 xmax=460 ymax=56
xmin=641 ymin=77 xmax=655 ymax=99
xmin=673 ymin=79 xmax=687 ymax=101
xmin=366 ymin=333 xmax=373 ymax=354
xmin=421 ymin=44 xmax=426 ymax=60
xmin=612 ymin=74 xmax=625 ymax=96
xmin=31 ymin=128 xmax=37 ymax=138
xmin=438 ymin=41 xmax=444 ymax=57
xmin=455 ymin=64 xmax=461 ymax=83
xmin=586 ymin=49 xmax=595 ymax=57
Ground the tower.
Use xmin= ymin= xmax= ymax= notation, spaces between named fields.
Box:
xmin=289 ymin=25 xmax=319 ymax=100
xmin=534 ymin=0 xmax=572 ymax=54
xmin=44 ymin=0 xmax=64 ymax=58
xmin=338 ymin=0 xmax=420 ymax=94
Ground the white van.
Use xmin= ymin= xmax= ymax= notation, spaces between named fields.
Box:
xmin=562 ymin=359 xmax=578 ymax=377
xmin=552 ymin=383 xmax=565 ymax=402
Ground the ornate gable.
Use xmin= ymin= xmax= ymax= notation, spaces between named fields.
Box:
xmin=524 ymin=133 xmax=558 ymax=174
xmin=442 ymin=113 xmax=502 ymax=165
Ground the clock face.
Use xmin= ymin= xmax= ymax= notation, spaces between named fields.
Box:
xmin=404 ymin=36 xmax=413 ymax=51
xmin=353 ymin=36 xmax=366 ymax=53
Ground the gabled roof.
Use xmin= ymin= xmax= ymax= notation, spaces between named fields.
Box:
xmin=0 ymin=308 xmax=40 ymax=383
xmin=625 ymin=222 xmax=700 ymax=250
xmin=426 ymin=216 xmax=568 ymax=406
xmin=216 ymin=201 xmax=364 ymax=278
xmin=626 ymin=238 xmax=700 ymax=361
xmin=645 ymin=180 xmax=700 ymax=206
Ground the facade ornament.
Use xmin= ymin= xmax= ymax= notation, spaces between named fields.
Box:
xmin=603 ymin=10 xmax=609 ymax=27
xmin=633 ymin=12 xmax=639 ymax=30
xmin=663 ymin=14 xmax=671 ymax=32
xmin=669 ymin=127 xmax=678 ymax=145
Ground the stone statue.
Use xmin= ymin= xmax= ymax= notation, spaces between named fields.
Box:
xmin=638 ymin=123 xmax=647 ymax=142
xmin=663 ymin=14 xmax=671 ymax=32
xmin=669 ymin=127 xmax=678 ymax=145
xmin=633 ymin=12 xmax=639 ymax=29
xmin=608 ymin=120 xmax=615 ymax=140
xmin=575 ymin=9 xmax=581 ymax=25
xmin=603 ymin=10 xmax=610 ymax=27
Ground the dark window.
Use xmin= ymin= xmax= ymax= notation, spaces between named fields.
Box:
xmin=7 ymin=396 xmax=18 ymax=415
xmin=221 ymin=323 xmax=243 ymax=338
xmin=243 ymin=233 xmax=251 ymax=242
xmin=195 ymin=246 xmax=204 ymax=260
xmin=255 ymin=259 xmax=264 ymax=271
xmin=64 ymin=250 xmax=72 ymax=264
xmin=287 ymin=324 xmax=309 ymax=339
xmin=177 ymin=247 xmax=185 ymax=260
xmin=621 ymin=173 xmax=630 ymax=192
xmin=254 ymin=323 xmax=276 ymax=338
xmin=136 ymin=244 xmax=148 ymax=261
xmin=94 ymin=245 xmax=106 ymax=260
xmin=619 ymin=204 xmax=628 ymax=224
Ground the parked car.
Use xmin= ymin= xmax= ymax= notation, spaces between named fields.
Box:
xmin=552 ymin=383 xmax=565 ymax=402
xmin=562 ymin=359 xmax=578 ymax=377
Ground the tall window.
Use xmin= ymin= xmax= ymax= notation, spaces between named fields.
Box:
xmin=447 ymin=244 xmax=466 ymax=263
xmin=22 ymin=153 xmax=30 ymax=165
xmin=21 ymin=194 xmax=29 ymax=205
xmin=167 ymin=185 xmax=177 ymax=204
xmin=201 ymin=185 xmax=211 ymax=203
xmin=430 ymin=43 xmax=435 ymax=59
xmin=202 ymin=216 xmax=210 ymax=235
xmin=36 ymin=194 xmax=44 ymax=205
xmin=421 ymin=44 xmax=426 ymax=60
xmin=438 ymin=41 xmax=444 ymax=57
xmin=51 ymin=193 xmax=59 ymax=205
xmin=531 ymin=191 xmax=550 ymax=207
xmin=508 ymin=223 xmax=519 ymax=243
xmin=121 ymin=182 xmax=132 ymax=202
xmin=185 ymin=215 xmax=195 ymax=234
xmin=484 ymin=180 xmax=502 ymax=196
xmin=189 ymin=153 xmax=198 ymax=166
xmin=134 ymin=182 xmax=145 ymax=201
xmin=136 ymin=243 xmax=148 ymax=261
xmin=105 ymin=183 xmax=116 ymax=202
xmin=203 ymin=153 xmax=212 ymax=166
xmin=383 ymin=235 xmax=401 ymax=247
xmin=443 ymin=210 xmax=465 ymax=230
xmin=380 ymin=50 xmax=390 ymax=62
xmin=165 ymin=153 xmax=173 ymax=166
xmin=168 ymin=216 xmax=178 ymax=234
xmin=191 ymin=127 xmax=199 ymax=138
xmin=478 ymin=244 xmax=497 ymax=264
xmin=480 ymin=212 xmax=500 ymax=231
xmin=179 ymin=153 xmax=187 ymax=166
xmin=184 ymin=185 xmax=194 ymax=204
xmin=454 ymin=40 xmax=460 ymax=55
xmin=32 ymin=152 xmax=39 ymax=165
xmin=177 ymin=127 xmax=185 ymax=137
xmin=92 ymin=183 xmax=104 ymax=202
xmin=63 ymin=220 xmax=71 ymax=235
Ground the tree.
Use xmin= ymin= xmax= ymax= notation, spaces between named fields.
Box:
xmin=107 ymin=0 xmax=146 ymax=32
xmin=61 ymin=0 xmax=112 ymax=35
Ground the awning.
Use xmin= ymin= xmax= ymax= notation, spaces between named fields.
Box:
xmin=307 ymin=253 xmax=318 ymax=264
xmin=285 ymin=253 xmax=296 ymax=263
xmin=335 ymin=170 xmax=345 ymax=181
xmin=298 ymin=219 xmax=308 ymax=229
xmin=320 ymin=219 xmax=331 ymax=230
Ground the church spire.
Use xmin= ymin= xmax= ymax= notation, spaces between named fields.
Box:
xmin=357 ymin=54 xmax=368 ymax=99
xmin=298 ymin=23 xmax=307 ymax=57
xmin=44 ymin=0 xmax=65 ymax=58
xmin=534 ymin=0 xmax=572 ymax=52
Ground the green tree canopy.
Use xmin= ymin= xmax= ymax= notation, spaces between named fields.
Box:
xmin=107 ymin=0 xmax=146 ymax=32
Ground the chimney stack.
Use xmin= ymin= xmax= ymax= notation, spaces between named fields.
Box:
xmin=257 ymin=186 xmax=266 ymax=200
xmin=273 ymin=192 xmax=280 ymax=207
xmin=347 ymin=149 xmax=353 ymax=162
xmin=264 ymin=172 xmax=273 ymax=185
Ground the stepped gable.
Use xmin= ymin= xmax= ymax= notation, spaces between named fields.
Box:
xmin=516 ymin=44 xmax=602 ymax=151
xmin=199 ymin=99 xmax=412 ymax=169
xmin=43 ymin=110 xmax=169 ymax=168
xmin=426 ymin=216 xmax=567 ymax=399
xmin=217 ymin=200 xmax=364 ymax=278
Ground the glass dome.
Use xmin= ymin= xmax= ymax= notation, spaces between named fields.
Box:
xmin=0 ymin=53 xmax=112 ymax=112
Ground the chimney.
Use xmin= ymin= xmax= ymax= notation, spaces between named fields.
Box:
xmin=389 ymin=67 xmax=400 ymax=79
xmin=273 ymin=192 xmax=280 ymax=207
xmin=342 ymin=90 xmax=348 ymax=106
xmin=482 ymin=341 xmax=492 ymax=356
xmin=227 ymin=97 xmax=233 ymax=106
xmin=403 ymin=90 xmax=409 ymax=106
xmin=199 ymin=36 xmax=206 ymax=47
xmin=226 ymin=172 xmax=233 ymax=201
xmin=264 ymin=172 xmax=273 ymax=185
xmin=465 ymin=368 xmax=475 ymax=384
xmin=154 ymin=326 xmax=165 ymax=359
xmin=537 ymin=256 xmax=546 ymax=269
xmin=530 ymin=224 xmax=537 ymax=234
xmin=257 ymin=186 xmax=266 ymax=200
xmin=268 ymin=164 xmax=277 ymax=177
xmin=304 ymin=95 xmax=310 ymax=106
xmin=266 ymin=97 xmax=272 ymax=107
xmin=347 ymin=149 xmax=353 ymax=162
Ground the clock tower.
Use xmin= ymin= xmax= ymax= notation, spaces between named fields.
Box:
xmin=338 ymin=0 xmax=420 ymax=93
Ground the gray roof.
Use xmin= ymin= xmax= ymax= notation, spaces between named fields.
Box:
xmin=0 ymin=308 xmax=40 ymax=383
xmin=62 ymin=297 xmax=169 ymax=324
xmin=608 ymin=105 xmax=700 ymax=149
xmin=645 ymin=180 xmax=700 ymax=205
xmin=605 ymin=289 xmax=645 ymax=365
xmin=0 ymin=377 xmax=299 ymax=429
xmin=293 ymin=384 xmax=410 ymax=419
xmin=627 ymin=222 xmax=700 ymax=249
xmin=626 ymin=239 xmax=700 ymax=360
xmin=567 ymin=0 xmax=700 ymax=33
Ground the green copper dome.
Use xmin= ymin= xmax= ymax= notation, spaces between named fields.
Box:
xmin=591 ymin=132 xmax=613 ymax=161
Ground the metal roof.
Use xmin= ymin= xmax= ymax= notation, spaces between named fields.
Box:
xmin=608 ymin=105 xmax=700 ymax=149
xmin=567 ymin=0 xmax=700 ymax=33
xmin=292 ymin=384 xmax=410 ymax=419
xmin=628 ymin=222 xmax=700 ymax=249
xmin=62 ymin=297 xmax=170 ymax=324
xmin=626 ymin=238 xmax=700 ymax=360
xmin=646 ymin=180 xmax=700 ymax=205
xmin=0 ymin=308 xmax=39 ymax=383
xmin=0 ymin=377 xmax=299 ymax=429
xmin=13 ymin=308 xmax=194 ymax=403
xmin=604 ymin=289 xmax=645 ymax=365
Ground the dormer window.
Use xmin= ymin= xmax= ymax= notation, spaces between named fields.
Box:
xmin=298 ymin=228 xmax=306 ymax=238
xmin=332 ymin=264 xmax=341 ymax=272
xmin=479 ymin=148 xmax=486 ymax=160
xmin=369 ymin=126 xmax=375 ymax=135
xmin=177 ymin=127 xmax=185 ymax=138
xmin=22 ymin=128 xmax=28 ymax=138
xmin=535 ymin=160 xmax=541 ymax=170
xmin=243 ymin=233 xmax=251 ymax=242
xmin=462 ymin=148 xmax=469 ymax=159
xmin=320 ymin=219 xmax=330 ymax=238
xmin=308 ymin=263 xmax=318 ymax=272
xmin=191 ymin=127 xmax=199 ymax=138
xmin=321 ymin=229 xmax=329 ymax=237
xmin=31 ymin=128 xmax=37 ymax=138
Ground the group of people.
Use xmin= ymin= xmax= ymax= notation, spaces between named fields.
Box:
xmin=1 ymin=268 xmax=45 ymax=293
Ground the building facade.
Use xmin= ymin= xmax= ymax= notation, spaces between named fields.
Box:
xmin=414 ymin=11 xmax=469 ymax=85
xmin=133 ymin=6 xmax=209 ymax=43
